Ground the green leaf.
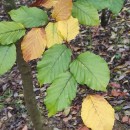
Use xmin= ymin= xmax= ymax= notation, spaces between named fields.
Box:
xmin=37 ymin=44 xmax=72 ymax=85
xmin=85 ymin=0 xmax=110 ymax=10
xmin=9 ymin=6 xmax=48 ymax=28
xmin=45 ymin=71 xmax=77 ymax=116
xmin=70 ymin=52 xmax=110 ymax=91
xmin=72 ymin=1 xmax=100 ymax=26
xmin=85 ymin=0 xmax=124 ymax=14
xmin=0 ymin=22 xmax=25 ymax=45
xmin=108 ymin=0 xmax=124 ymax=14
xmin=0 ymin=44 xmax=16 ymax=76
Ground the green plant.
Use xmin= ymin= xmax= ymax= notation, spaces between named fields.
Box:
xmin=0 ymin=0 xmax=124 ymax=129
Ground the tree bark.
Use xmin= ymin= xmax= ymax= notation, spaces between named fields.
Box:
xmin=2 ymin=0 xmax=53 ymax=130
xmin=16 ymin=42 xmax=53 ymax=130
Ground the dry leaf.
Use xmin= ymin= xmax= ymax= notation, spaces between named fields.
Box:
xmin=52 ymin=0 xmax=72 ymax=21
xmin=21 ymin=28 xmax=47 ymax=62
xmin=45 ymin=22 xmax=63 ymax=48
xmin=81 ymin=95 xmax=115 ymax=130
xmin=79 ymin=126 xmax=89 ymax=130
xmin=31 ymin=0 xmax=58 ymax=9
xmin=109 ymin=82 xmax=121 ymax=88
xmin=111 ymin=89 xmax=127 ymax=97
xmin=58 ymin=16 xmax=79 ymax=42
xmin=63 ymin=115 xmax=72 ymax=123
xmin=122 ymin=116 xmax=129 ymax=123
xmin=111 ymin=89 xmax=121 ymax=97
xmin=22 ymin=125 xmax=28 ymax=130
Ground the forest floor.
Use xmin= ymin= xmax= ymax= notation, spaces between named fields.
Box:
xmin=0 ymin=0 xmax=130 ymax=130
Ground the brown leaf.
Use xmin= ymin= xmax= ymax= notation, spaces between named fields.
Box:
xmin=109 ymin=82 xmax=121 ymax=88
xmin=63 ymin=115 xmax=72 ymax=123
xmin=31 ymin=0 xmax=58 ymax=9
xmin=111 ymin=89 xmax=121 ymax=97
xmin=122 ymin=116 xmax=129 ymax=123
xmin=79 ymin=126 xmax=89 ymax=130
xmin=111 ymin=89 xmax=127 ymax=97
xmin=129 ymin=119 xmax=130 ymax=125
xmin=21 ymin=28 xmax=47 ymax=62
xmin=22 ymin=125 xmax=28 ymax=130
xmin=31 ymin=0 xmax=45 ymax=6
xmin=52 ymin=0 xmax=72 ymax=21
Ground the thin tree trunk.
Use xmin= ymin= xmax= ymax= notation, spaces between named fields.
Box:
xmin=2 ymin=0 xmax=53 ymax=130
xmin=16 ymin=42 xmax=53 ymax=130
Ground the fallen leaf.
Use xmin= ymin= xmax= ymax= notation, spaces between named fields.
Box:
xmin=79 ymin=126 xmax=89 ymax=130
xmin=7 ymin=107 xmax=13 ymax=110
xmin=21 ymin=28 xmax=47 ymax=62
xmin=129 ymin=119 xmax=130 ymax=125
xmin=7 ymin=112 xmax=12 ymax=118
xmin=22 ymin=125 xmax=28 ymax=130
xmin=52 ymin=0 xmax=72 ymax=21
xmin=111 ymin=89 xmax=121 ymax=97
xmin=118 ymin=74 xmax=126 ymax=80
xmin=31 ymin=0 xmax=44 ymax=6
xmin=115 ymin=113 xmax=120 ymax=120
xmin=45 ymin=22 xmax=63 ymax=48
xmin=122 ymin=116 xmax=129 ymax=123
xmin=109 ymin=82 xmax=121 ymax=88
xmin=58 ymin=16 xmax=79 ymax=42
xmin=111 ymin=89 xmax=127 ymax=97
xmin=31 ymin=0 xmax=58 ymax=9
xmin=122 ymin=105 xmax=130 ymax=110
xmin=81 ymin=95 xmax=115 ymax=130
xmin=53 ymin=128 xmax=60 ymax=130
xmin=124 ymin=111 xmax=130 ymax=116
xmin=70 ymin=45 xmax=81 ymax=52
xmin=63 ymin=115 xmax=72 ymax=123
xmin=0 ymin=122 xmax=2 ymax=129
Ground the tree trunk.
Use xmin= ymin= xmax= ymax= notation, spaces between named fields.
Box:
xmin=2 ymin=0 xmax=53 ymax=130
xmin=16 ymin=42 xmax=53 ymax=130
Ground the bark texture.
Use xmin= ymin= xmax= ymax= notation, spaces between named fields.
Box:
xmin=16 ymin=42 xmax=52 ymax=130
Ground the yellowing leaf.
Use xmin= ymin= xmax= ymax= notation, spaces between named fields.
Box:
xmin=52 ymin=0 xmax=72 ymax=21
xmin=81 ymin=95 xmax=115 ymax=130
xmin=41 ymin=0 xmax=58 ymax=8
xmin=58 ymin=16 xmax=79 ymax=42
xmin=21 ymin=28 xmax=47 ymax=62
xmin=45 ymin=22 xmax=63 ymax=48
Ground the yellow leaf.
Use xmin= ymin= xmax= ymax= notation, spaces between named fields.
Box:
xmin=21 ymin=28 xmax=47 ymax=62
xmin=81 ymin=95 xmax=115 ymax=130
xmin=45 ymin=22 xmax=63 ymax=48
xmin=58 ymin=16 xmax=79 ymax=42
xmin=52 ymin=0 xmax=72 ymax=21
